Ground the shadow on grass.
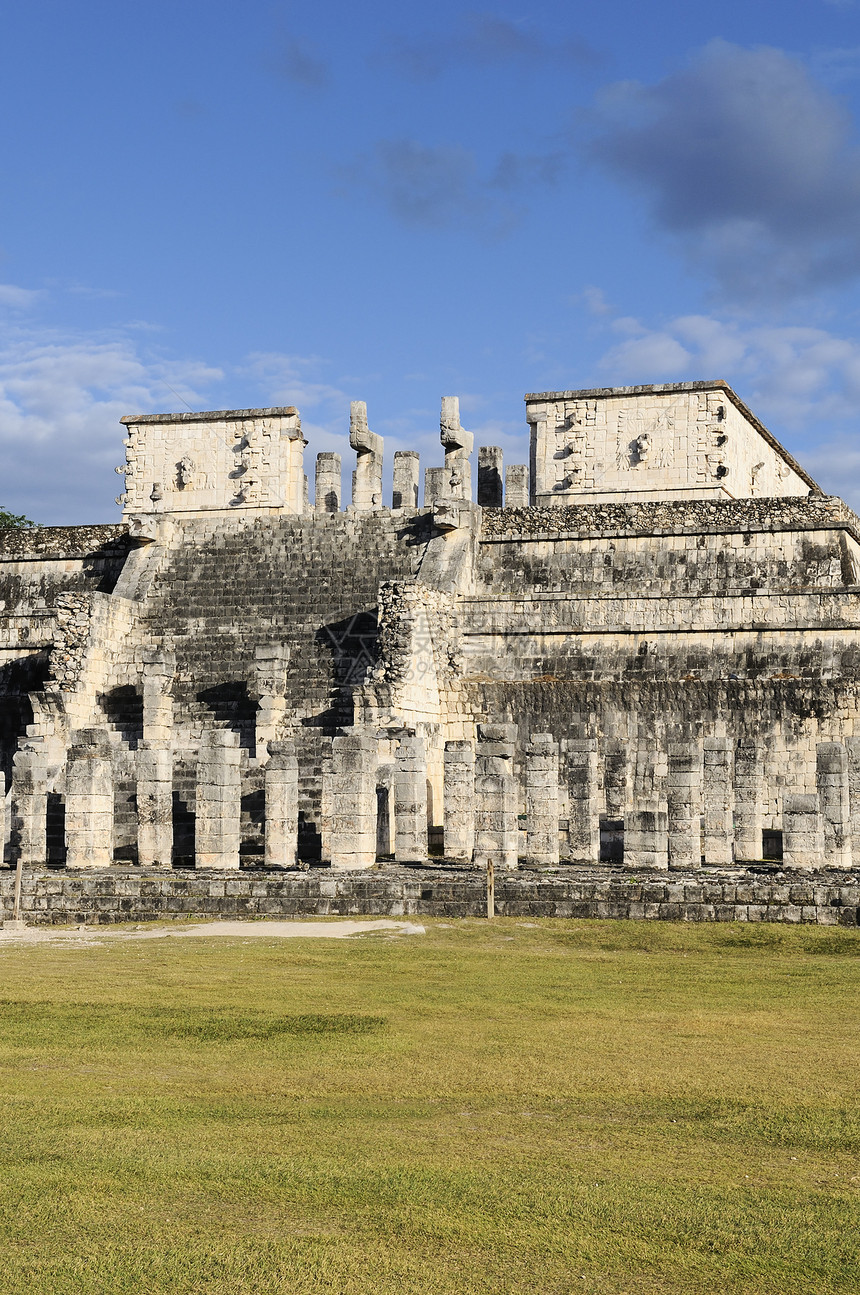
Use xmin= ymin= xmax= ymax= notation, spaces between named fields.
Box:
xmin=0 ymin=1003 xmax=386 ymax=1044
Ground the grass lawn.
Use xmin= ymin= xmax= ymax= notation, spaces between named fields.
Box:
xmin=0 ymin=917 xmax=858 ymax=1294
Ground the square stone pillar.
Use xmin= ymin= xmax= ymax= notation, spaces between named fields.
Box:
xmin=504 ymin=465 xmax=528 ymax=508
xmin=625 ymin=800 xmax=669 ymax=870
xmin=315 ymin=452 xmax=341 ymax=513
xmin=783 ymin=794 xmax=824 ymax=872
xmin=65 ymin=731 xmax=114 ymax=869
xmin=734 ymin=741 xmax=764 ymax=862
xmin=444 ymin=740 xmax=475 ymax=862
xmin=195 ymin=730 xmax=242 ymax=870
xmin=603 ymin=740 xmax=627 ymax=819
xmin=703 ymin=738 xmax=733 ymax=866
xmin=394 ymin=733 xmax=427 ymax=863
xmin=136 ymin=741 xmax=173 ymax=868
xmin=0 ymin=770 xmax=6 ymax=868
xmin=440 ymin=396 xmax=473 ymax=501
xmin=424 ymin=467 xmax=448 ymax=507
xmin=525 ymin=733 xmax=559 ymax=867
xmin=375 ymin=764 xmax=395 ymax=858
xmin=567 ymin=738 xmax=599 ymax=863
xmin=10 ymin=740 xmax=48 ymax=867
xmin=350 ymin=401 xmax=383 ymax=511
xmin=319 ymin=753 xmax=333 ymax=864
xmin=816 ymin=742 xmax=852 ymax=870
xmin=667 ymin=742 xmax=703 ymax=871
xmin=475 ymin=723 xmax=518 ymax=871
xmin=142 ymin=647 xmax=175 ymax=745
xmin=265 ymin=740 xmax=298 ymax=868
xmin=330 ymin=732 xmax=377 ymax=871
xmin=253 ymin=644 xmax=289 ymax=756
xmin=392 ymin=451 xmax=420 ymax=510
xmin=477 ymin=447 xmax=503 ymax=507
xmin=847 ymin=738 xmax=860 ymax=860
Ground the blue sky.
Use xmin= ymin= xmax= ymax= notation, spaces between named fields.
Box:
xmin=2 ymin=0 xmax=860 ymax=521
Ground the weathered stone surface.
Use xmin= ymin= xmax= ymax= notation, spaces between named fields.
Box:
xmin=525 ymin=733 xmax=559 ymax=867
xmin=195 ymin=731 xmax=241 ymax=870
xmin=2 ymin=864 xmax=857 ymax=927
xmin=0 ymin=381 xmax=858 ymax=905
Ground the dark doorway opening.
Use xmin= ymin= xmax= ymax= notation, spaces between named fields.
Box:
xmin=600 ymin=818 xmax=624 ymax=864
xmin=762 ymin=829 xmax=783 ymax=862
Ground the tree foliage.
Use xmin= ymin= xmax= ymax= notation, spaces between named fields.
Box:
xmin=0 ymin=505 xmax=36 ymax=528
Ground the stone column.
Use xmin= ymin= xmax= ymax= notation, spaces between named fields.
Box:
xmin=253 ymin=645 xmax=289 ymax=756
xmin=265 ymin=739 xmax=298 ymax=868
xmin=319 ymin=753 xmax=333 ymax=864
xmin=783 ymin=794 xmax=824 ymax=872
xmin=394 ymin=732 xmax=427 ymax=863
xmin=136 ymin=741 xmax=173 ymax=868
xmin=816 ymin=742 xmax=852 ymax=870
xmin=315 ymin=452 xmax=341 ymax=513
xmin=603 ymin=740 xmax=627 ymax=819
xmin=624 ymin=800 xmax=669 ymax=870
xmin=667 ymin=742 xmax=703 ymax=871
xmin=444 ymin=740 xmax=475 ymax=862
xmin=0 ymin=771 xmax=6 ymax=869
xmin=65 ymin=730 xmax=114 ymax=869
xmin=525 ymin=733 xmax=559 ymax=867
xmin=847 ymin=738 xmax=860 ymax=858
xmin=703 ymin=738 xmax=733 ymax=866
xmin=505 ymin=465 xmax=528 ymax=509
xmin=375 ymin=764 xmax=395 ymax=858
xmin=329 ymin=732 xmax=377 ymax=870
xmin=424 ymin=467 xmax=448 ymax=507
xmin=440 ymin=396 xmax=473 ymax=501
xmin=474 ymin=723 xmax=518 ymax=870
xmin=350 ymin=401 xmax=383 ymax=511
xmin=477 ymin=447 xmax=504 ymax=507
xmin=10 ymin=740 xmax=48 ymax=867
xmin=142 ymin=647 xmax=175 ymax=744
xmin=567 ymin=738 xmax=600 ymax=862
xmin=844 ymin=740 xmax=860 ymax=849
xmin=195 ymin=730 xmax=241 ymax=870
xmin=733 ymin=741 xmax=764 ymax=862
xmin=392 ymin=451 xmax=420 ymax=510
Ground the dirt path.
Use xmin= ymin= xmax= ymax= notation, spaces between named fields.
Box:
xmin=0 ymin=918 xmax=425 ymax=946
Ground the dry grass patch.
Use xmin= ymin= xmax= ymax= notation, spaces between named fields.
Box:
xmin=0 ymin=916 xmax=857 ymax=1293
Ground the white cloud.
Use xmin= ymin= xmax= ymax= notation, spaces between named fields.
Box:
xmin=0 ymin=315 xmax=224 ymax=524
xmin=0 ymin=311 xmax=479 ymax=521
xmin=591 ymin=303 xmax=860 ymax=504
xmin=599 ymin=312 xmax=860 ymax=425
xmin=0 ymin=284 xmax=43 ymax=309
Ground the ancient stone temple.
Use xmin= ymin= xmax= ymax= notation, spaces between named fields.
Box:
xmin=2 ymin=378 xmax=860 ymax=907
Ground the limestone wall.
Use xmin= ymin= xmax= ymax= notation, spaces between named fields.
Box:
xmin=0 ymin=385 xmax=857 ymax=896
xmin=2 ymin=867 xmax=859 ymax=926
xmin=120 ymin=408 xmax=306 ymax=515
xmin=526 ymin=382 xmax=812 ymax=506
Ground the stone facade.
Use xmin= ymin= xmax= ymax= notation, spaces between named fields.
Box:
xmin=1 ymin=378 xmax=859 ymax=915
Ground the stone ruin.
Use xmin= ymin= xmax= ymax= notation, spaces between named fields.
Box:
xmin=1 ymin=378 xmax=858 ymax=888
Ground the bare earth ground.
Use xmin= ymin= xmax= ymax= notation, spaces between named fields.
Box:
xmin=0 ymin=915 xmax=857 ymax=1295
xmin=0 ymin=918 xmax=426 ymax=945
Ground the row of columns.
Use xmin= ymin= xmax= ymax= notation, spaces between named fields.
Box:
xmin=313 ymin=396 xmax=529 ymax=514
xmin=325 ymin=730 xmax=860 ymax=873
xmin=7 ymin=728 xmax=860 ymax=873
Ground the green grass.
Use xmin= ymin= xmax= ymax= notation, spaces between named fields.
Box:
xmin=0 ymin=917 xmax=858 ymax=1294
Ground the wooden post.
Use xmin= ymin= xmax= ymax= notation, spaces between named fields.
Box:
xmin=486 ymin=860 xmax=495 ymax=920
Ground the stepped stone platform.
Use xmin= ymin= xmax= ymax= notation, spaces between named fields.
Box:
xmin=3 ymin=865 xmax=860 ymax=927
